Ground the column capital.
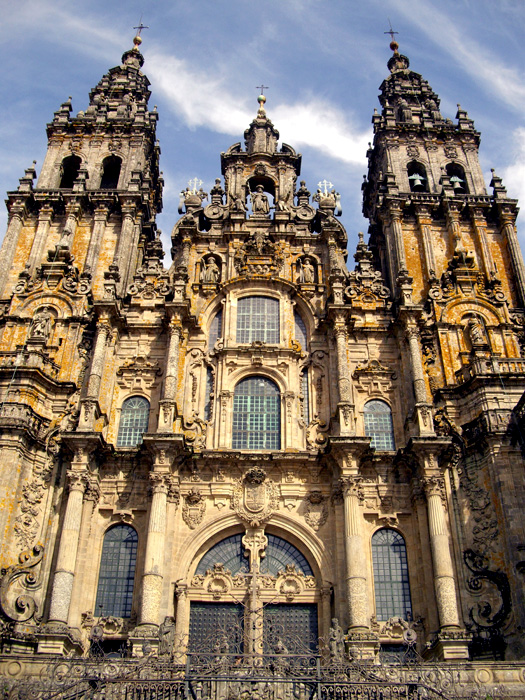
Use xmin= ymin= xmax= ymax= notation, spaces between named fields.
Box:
xmin=422 ymin=474 xmax=446 ymax=499
xmin=149 ymin=472 xmax=170 ymax=495
xmin=66 ymin=469 xmax=89 ymax=493
xmin=339 ymin=475 xmax=364 ymax=499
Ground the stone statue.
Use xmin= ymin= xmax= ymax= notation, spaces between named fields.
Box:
xmin=329 ymin=618 xmax=344 ymax=660
xmin=158 ymin=616 xmax=176 ymax=656
xmin=251 ymin=185 xmax=270 ymax=215
xmin=467 ymin=316 xmax=486 ymax=345
xmin=298 ymin=257 xmax=315 ymax=284
xmin=30 ymin=308 xmax=52 ymax=340
xmin=200 ymin=257 xmax=220 ymax=284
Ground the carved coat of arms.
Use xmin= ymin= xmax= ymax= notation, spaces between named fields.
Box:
xmin=232 ymin=468 xmax=277 ymax=527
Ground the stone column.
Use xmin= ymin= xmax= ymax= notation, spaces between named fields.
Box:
xmin=174 ymin=582 xmax=188 ymax=645
xmin=470 ymin=207 xmax=497 ymax=281
xmin=501 ymin=213 xmax=525 ymax=306
xmin=27 ymin=204 xmax=54 ymax=274
xmin=78 ymin=319 xmax=111 ymax=431
xmin=405 ymin=327 xmax=428 ymax=405
xmin=334 ymin=321 xmax=355 ymax=434
xmin=320 ymin=585 xmax=332 ymax=649
xmin=158 ymin=321 xmax=182 ymax=432
xmin=423 ymin=476 xmax=460 ymax=628
xmin=341 ymin=477 xmax=368 ymax=629
xmin=388 ymin=204 xmax=408 ymax=276
xmin=0 ymin=209 xmax=24 ymax=296
xmin=84 ymin=204 xmax=109 ymax=275
xmin=415 ymin=205 xmax=437 ymax=282
xmin=48 ymin=469 xmax=87 ymax=624
xmin=139 ymin=473 xmax=169 ymax=630
xmin=112 ymin=203 xmax=138 ymax=294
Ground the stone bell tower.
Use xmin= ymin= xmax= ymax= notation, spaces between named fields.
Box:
xmin=363 ymin=38 xmax=525 ymax=660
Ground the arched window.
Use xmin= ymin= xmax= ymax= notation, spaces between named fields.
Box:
xmin=95 ymin=525 xmax=138 ymax=618
xmin=209 ymin=309 xmax=222 ymax=350
xmin=407 ymin=161 xmax=428 ymax=192
xmin=232 ymin=376 xmax=280 ymax=450
xmin=364 ymin=399 xmax=395 ymax=451
xmin=195 ymin=534 xmax=249 ymax=575
xmin=372 ymin=529 xmax=412 ymax=621
xmin=446 ymin=163 xmax=468 ymax=193
xmin=59 ymin=155 xmax=81 ymax=188
xmin=236 ymin=296 xmax=279 ymax=344
xmin=294 ymin=311 xmax=307 ymax=349
xmin=100 ymin=155 xmax=122 ymax=189
xmin=116 ymin=396 xmax=150 ymax=447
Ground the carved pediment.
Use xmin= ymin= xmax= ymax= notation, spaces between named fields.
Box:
xmin=233 ymin=233 xmax=285 ymax=278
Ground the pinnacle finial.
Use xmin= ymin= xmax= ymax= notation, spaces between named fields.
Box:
xmin=256 ymin=85 xmax=268 ymax=116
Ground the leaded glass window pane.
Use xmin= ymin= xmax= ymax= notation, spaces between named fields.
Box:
xmin=116 ymin=396 xmax=150 ymax=447
xmin=301 ymin=369 xmax=309 ymax=426
xmin=209 ymin=309 xmax=222 ymax=349
xmin=261 ymin=534 xmax=313 ymax=576
xmin=189 ymin=603 xmax=244 ymax=653
xmin=95 ymin=525 xmax=137 ymax=618
xmin=195 ymin=534 xmax=249 ymax=576
xmin=294 ymin=312 xmax=307 ymax=349
xmin=264 ymin=603 xmax=318 ymax=651
xmin=236 ymin=296 xmax=279 ymax=344
xmin=232 ymin=377 xmax=280 ymax=450
xmin=364 ymin=399 xmax=395 ymax=451
xmin=204 ymin=367 xmax=214 ymax=421
xmin=372 ymin=529 xmax=412 ymax=621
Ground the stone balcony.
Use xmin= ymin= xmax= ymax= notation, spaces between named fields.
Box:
xmin=455 ymin=357 xmax=525 ymax=385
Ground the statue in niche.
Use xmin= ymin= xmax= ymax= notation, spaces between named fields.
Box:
xmin=298 ymin=257 xmax=315 ymax=284
xmin=251 ymin=184 xmax=270 ymax=215
xmin=467 ymin=316 xmax=486 ymax=345
xmin=200 ymin=257 xmax=220 ymax=284
xmin=30 ymin=308 xmax=53 ymax=340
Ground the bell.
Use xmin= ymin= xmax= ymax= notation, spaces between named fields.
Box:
xmin=450 ymin=175 xmax=465 ymax=191
xmin=408 ymin=173 xmax=425 ymax=190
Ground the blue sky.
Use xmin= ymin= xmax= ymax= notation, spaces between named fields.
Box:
xmin=3 ymin=0 xmax=525 ymax=257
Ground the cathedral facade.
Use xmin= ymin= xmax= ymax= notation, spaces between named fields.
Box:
xmin=1 ymin=34 xmax=525 ymax=697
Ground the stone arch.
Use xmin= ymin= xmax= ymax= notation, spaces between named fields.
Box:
xmin=406 ymin=160 xmax=428 ymax=192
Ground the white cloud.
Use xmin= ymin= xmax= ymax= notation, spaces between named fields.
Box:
xmin=502 ymin=128 xmax=525 ymax=211
xmin=147 ymin=51 xmax=369 ymax=167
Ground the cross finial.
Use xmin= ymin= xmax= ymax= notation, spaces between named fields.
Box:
xmin=384 ymin=19 xmax=399 ymax=43
xmin=133 ymin=19 xmax=149 ymax=37
xmin=256 ymin=85 xmax=269 ymax=96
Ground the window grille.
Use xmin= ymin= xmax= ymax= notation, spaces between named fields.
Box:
xmin=116 ymin=396 xmax=150 ymax=447
xmin=364 ymin=399 xmax=395 ymax=450
xmin=95 ymin=525 xmax=137 ymax=618
xmin=189 ymin=603 xmax=244 ymax=652
xmin=232 ymin=376 xmax=280 ymax=450
xmin=236 ymin=296 xmax=279 ymax=344
xmin=209 ymin=309 xmax=222 ymax=349
xmin=264 ymin=603 xmax=318 ymax=651
xmin=294 ymin=312 xmax=307 ymax=349
xmin=372 ymin=529 xmax=412 ymax=621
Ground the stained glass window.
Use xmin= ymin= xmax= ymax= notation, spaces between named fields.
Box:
xmin=195 ymin=534 xmax=249 ymax=576
xmin=236 ymin=296 xmax=279 ymax=344
xmin=372 ymin=529 xmax=412 ymax=621
xmin=364 ymin=399 xmax=395 ymax=451
xmin=209 ymin=309 xmax=222 ymax=349
xmin=232 ymin=376 xmax=280 ymax=450
xmin=294 ymin=311 xmax=307 ymax=350
xmin=116 ymin=396 xmax=150 ymax=447
xmin=95 ymin=525 xmax=137 ymax=618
